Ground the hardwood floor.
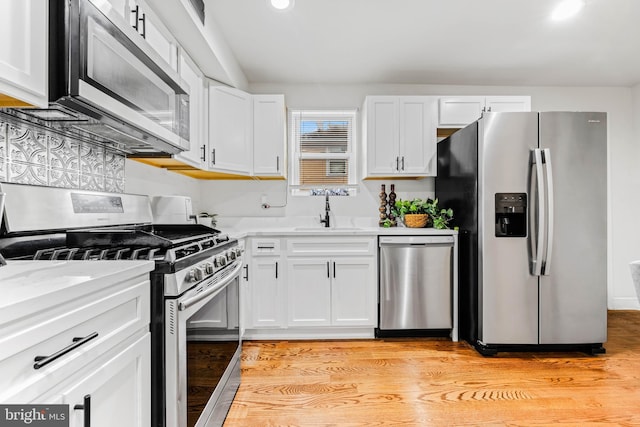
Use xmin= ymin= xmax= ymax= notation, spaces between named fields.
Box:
xmin=225 ymin=311 xmax=640 ymax=426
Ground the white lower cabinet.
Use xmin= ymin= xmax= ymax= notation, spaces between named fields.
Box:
xmin=287 ymin=257 xmax=376 ymax=327
xmin=244 ymin=236 xmax=377 ymax=339
xmin=287 ymin=258 xmax=332 ymax=327
xmin=46 ymin=332 xmax=150 ymax=427
xmin=331 ymin=258 xmax=376 ymax=326
xmin=249 ymin=256 xmax=285 ymax=328
xmin=0 ymin=265 xmax=151 ymax=425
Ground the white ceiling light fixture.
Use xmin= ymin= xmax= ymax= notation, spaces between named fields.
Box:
xmin=269 ymin=0 xmax=294 ymax=11
xmin=551 ymin=0 xmax=586 ymax=21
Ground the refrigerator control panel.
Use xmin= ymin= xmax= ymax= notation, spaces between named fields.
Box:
xmin=495 ymin=193 xmax=527 ymax=237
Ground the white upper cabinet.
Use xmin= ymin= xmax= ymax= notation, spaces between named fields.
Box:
xmin=362 ymin=96 xmax=437 ymax=178
xmin=438 ymin=96 xmax=531 ymax=128
xmin=208 ymin=85 xmax=253 ymax=175
xmin=175 ymin=50 xmax=206 ymax=168
xmin=0 ymin=0 xmax=48 ymax=107
xmin=127 ymin=0 xmax=178 ymax=70
xmin=253 ymin=95 xmax=286 ymax=178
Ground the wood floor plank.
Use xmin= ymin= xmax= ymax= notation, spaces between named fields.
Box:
xmin=224 ymin=311 xmax=640 ymax=426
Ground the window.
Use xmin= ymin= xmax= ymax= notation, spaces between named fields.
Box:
xmin=289 ymin=110 xmax=357 ymax=195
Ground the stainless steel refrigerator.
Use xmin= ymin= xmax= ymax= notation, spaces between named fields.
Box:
xmin=436 ymin=112 xmax=607 ymax=355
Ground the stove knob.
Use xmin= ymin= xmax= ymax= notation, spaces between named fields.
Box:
xmin=235 ymin=247 xmax=243 ymax=257
xmin=193 ymin=267 xmax=205 ymax=281
xmin=204 ymin=262 xmax=214 ymax=274
xmin=228 ymin=250 xmax=236 ymax=260
xmin=187 ymin=269 xmax=197 ymax=282
xmin=217 ymin=255 xmax=227 ymax=266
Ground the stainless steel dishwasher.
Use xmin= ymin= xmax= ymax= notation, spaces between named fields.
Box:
xmin=378 ymin=235 xmax=454 ymax=335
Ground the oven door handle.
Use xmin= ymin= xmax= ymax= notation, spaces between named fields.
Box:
xmin=178 ymin=261 xmax=242 ymax=311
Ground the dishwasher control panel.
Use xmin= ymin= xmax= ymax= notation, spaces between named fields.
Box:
xmin=379 ymin=235 xmax=455 ymax=246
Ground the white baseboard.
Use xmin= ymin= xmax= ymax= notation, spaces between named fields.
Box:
xmin=609 ymin=297 xmax=640 ymax=310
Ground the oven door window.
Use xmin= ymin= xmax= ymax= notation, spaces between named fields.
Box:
xmin=185 ymin=278 xmax=240 ymax=427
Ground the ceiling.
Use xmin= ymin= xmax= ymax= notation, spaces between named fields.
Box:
xmin=206 ymin=0 xmax=640 ymax=87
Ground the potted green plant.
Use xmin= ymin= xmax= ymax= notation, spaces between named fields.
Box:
xmin=392 ymin=198 xmax=430 ymax=228
xmin=392 ymin=198 xmax=453 ymax=229
xmin=425 ymin=198 xmax=454 ymax=230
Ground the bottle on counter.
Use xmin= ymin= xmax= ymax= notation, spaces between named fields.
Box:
xmin=388 ymin=184 xmax=397 ymax=226
xmin=379 ymin=184 xmax=388 ymax=226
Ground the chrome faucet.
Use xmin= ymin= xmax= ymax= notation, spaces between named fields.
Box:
xmin=319 ymin=194 xmax=331 ymax=228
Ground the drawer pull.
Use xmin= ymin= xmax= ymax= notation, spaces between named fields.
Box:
xmin=33 ymin=332 xmax=99 ymax=370
xmin=74 ymin=394 xmax=91 ymax=427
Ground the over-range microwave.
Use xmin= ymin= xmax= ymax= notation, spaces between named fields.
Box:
xmin=5 ymin=0 xmax=190 ymax=155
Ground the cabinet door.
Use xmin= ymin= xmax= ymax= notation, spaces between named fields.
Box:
xmin=438 ymin=96 xmax=485 ymax=128
xmin=175 ymin=51 xmax=206 ymax=168
xmin=249 ymin=258 xmax=285 ymax=328
xmin=63 ymin=333 xmax=150 ymax=427
xmin=0 ymin=0 xmax=47 ymax=107
xmin=209 ymin=86 xmax=253 ymax=175
xmin=287 ymin=258 xmax=331 ymax=327
xmin=105 ymin=0 xmax=128 ymax=18
xmin=364 ymin=97 xmax=400 ymax=176
xmin=398 ymin=97 xmax=437 ymax=176
xmin=485 ymin=96 xmax=531 ymax=113
xmin=331 ymin=258 xmax=377 ymax=326
xmin=253 ymin=95 xmax=286 ymax=177
xmin=128 ymin=0 xmax=178 ymax=70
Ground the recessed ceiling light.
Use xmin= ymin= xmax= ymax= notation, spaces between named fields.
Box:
xmin=551 ymin=0 xmax=586 ymax=21
xmin=269 ymin=0 xmax=294 ymax=11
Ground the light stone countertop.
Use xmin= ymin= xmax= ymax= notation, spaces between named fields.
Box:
xmin=217 ymin=216 xmax=458 ymax=239
xmin=0 ymin=260 xmax=155 ymax=322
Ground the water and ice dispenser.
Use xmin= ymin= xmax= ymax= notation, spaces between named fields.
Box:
xmin=495 ymin=193 xmax=527 ymax=237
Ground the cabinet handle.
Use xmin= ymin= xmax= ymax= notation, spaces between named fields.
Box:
xmin=200 ymin=145 xmax=206 ymax=162
xmin=33 ymin=332 xmax=99 ymax=370
xmin=139 ymin=12 xmax=146 ymax=38
xmin=243 ymin=264 xmax=249 ymax=281
xmin=211 ymin=148 xmax=216 ymax=165
xmin=276 ymin=156 xmax=280 ymax=172
xmin=327 ymin=261 xmax=330 ymax=278
xmin=396 ymin=156 xmax=399 ymax=171
xmin=74 ymin=394 xmax=91 ymax=427
xmin=275 ymin=261 xmax=279 ymax=279
xmin=401 ymin=156 xmax=405 ymax=171
xmin=333 ymin=261 xmax=336 ymax=278
xmin=131 ymin=5 xmax=139 ymax=32
xmin=257 ymin=245 xmax=274 ymax=250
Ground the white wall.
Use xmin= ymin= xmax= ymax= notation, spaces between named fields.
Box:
xmin=124 ymin=159 xmax=202 ymax=210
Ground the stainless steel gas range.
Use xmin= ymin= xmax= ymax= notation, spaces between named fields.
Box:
xmin=0 ymin=183 xmax=242 ymax=427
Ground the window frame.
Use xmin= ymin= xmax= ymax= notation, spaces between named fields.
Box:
xmin=288 ymin=109 xmax=358 ymax=196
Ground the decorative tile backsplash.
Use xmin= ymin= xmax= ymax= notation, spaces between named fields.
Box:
xmin=0 ymin=117 xmax=125 ymax=192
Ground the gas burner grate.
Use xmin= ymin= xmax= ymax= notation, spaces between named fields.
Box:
xmin=32 ymin=246 xmax=165 ymax=261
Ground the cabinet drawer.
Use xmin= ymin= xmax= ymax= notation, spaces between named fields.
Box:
xmin=287 ymin=237 xmax=375 ymax=256
xmin=251 ymin=238 xmax=281 ymax=256
xmin=0 ymin=278 xmax=149 ymax=403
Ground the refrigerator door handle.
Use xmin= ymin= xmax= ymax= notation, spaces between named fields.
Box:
xmin=532 ymin=149 xmax=546 ymax=277
xmin=542 ymin=148 xmax=554 ymax=275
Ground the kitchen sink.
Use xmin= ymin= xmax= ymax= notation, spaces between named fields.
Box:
xmin=293 ymin=227 xmax=363 ymax=231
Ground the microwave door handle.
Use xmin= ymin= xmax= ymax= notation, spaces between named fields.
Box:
xmin=532 ymin=149 xmax=545 ymax=277
xmin=542 ymin=148 xmax=554 ymax=275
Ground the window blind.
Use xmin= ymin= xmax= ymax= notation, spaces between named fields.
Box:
xmin=289 ymin=110 xmax=356 ymax=187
